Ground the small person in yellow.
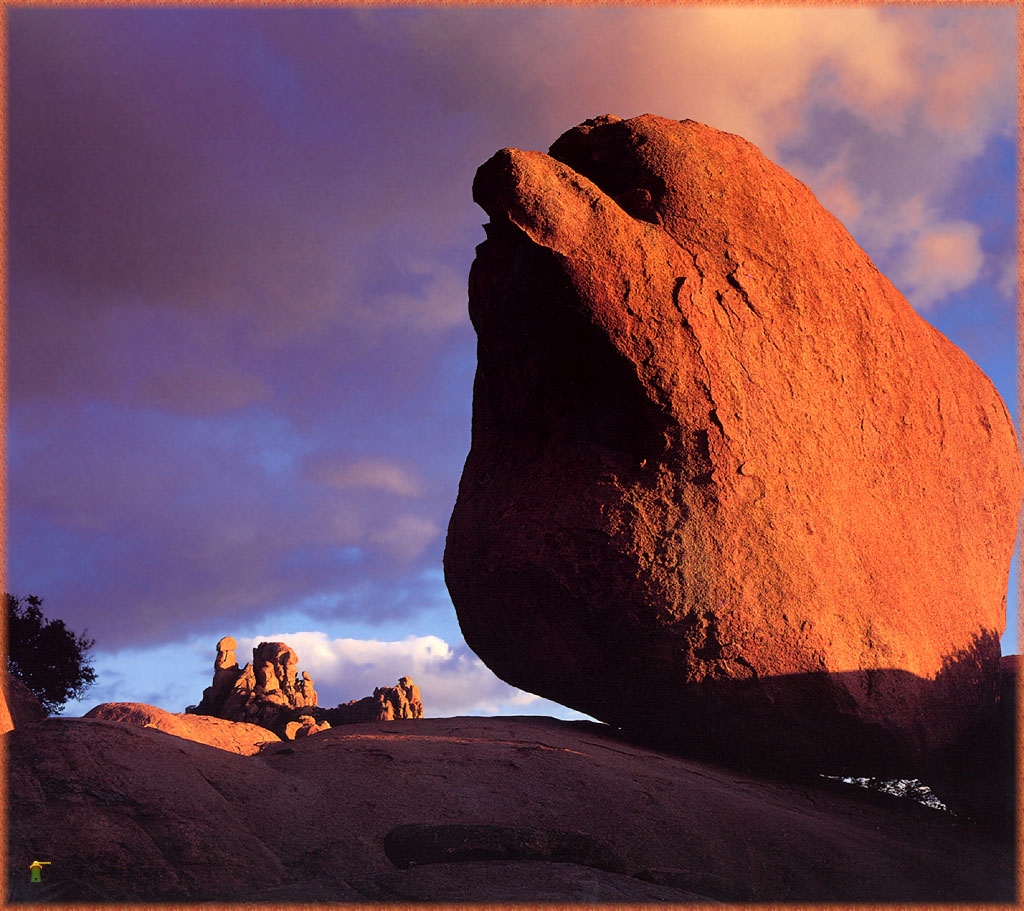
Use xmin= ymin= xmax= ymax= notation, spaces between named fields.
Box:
xmin=29 ymin=860 xmax=50 ymax=883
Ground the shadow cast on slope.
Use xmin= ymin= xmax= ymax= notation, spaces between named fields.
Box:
xmin=594 ymin=630 xmax=1013 ymax=833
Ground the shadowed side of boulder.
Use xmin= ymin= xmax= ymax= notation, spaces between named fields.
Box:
xmin=922 ymin=653 xmax=1018 ymax=833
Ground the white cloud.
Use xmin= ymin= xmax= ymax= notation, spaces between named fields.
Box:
xmin=377 ymin=7 xmax=968 ymax=157
xmin=797 ymin=152 xmax=866 ymax=227
xmin=234 ymin=631 xmax=570 ymax=717
xmin=643 ymin=6 xmax=918 ymax=150
xmin=916 ymin=13 xmax=1015 ymax=144
xmin=873 ymin=203 xmax=986 ymax=310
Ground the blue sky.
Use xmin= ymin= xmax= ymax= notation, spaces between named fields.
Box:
xmin=7 ymin=6 xmax=1018 ymax=718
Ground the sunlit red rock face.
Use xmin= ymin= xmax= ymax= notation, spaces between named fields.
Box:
xmin=0 ymin=672 xmax=46 ymax=735
xmin=324 ymin=676 xmax=424 ymax=725
xmin=85 ymin=702 xmax=280 ymax=755
xmin=187 ymin=638 xmax=423 ymax=737
xmin=445 ymin=114 xmax=1023 ymax=776
xmin=0 ymin=671 xmax=46 ymax=736
xmin=187 ymin=638 xmax=319 ymax=736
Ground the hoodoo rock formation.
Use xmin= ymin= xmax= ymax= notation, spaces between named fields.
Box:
xmin=187 ymin=638 xmax=319 ymax=737
xmin=444 ymin=114 xmax=1023 ymax=776
xmin=188 ymin=638 xmax=423 ymax=736
xmin=324 ymin=676 xmax=424 ymax=725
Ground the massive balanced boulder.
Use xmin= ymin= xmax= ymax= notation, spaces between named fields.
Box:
xmin=444 ymin=114 xmax=1023 ymax=776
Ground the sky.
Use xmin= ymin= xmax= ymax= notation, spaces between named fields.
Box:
xmin=6 ymin=5 xmax=1019 ymax=720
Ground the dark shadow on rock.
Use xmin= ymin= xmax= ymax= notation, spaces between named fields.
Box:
xmin=7 ymin=877 xmax=113 ymax=904
xmin=584 ymin=631 xmax=1011 ymax=835
xmin=344 ymin=860 xmax=716 ymax=904
xmin=922 ymin=652 xmax=1016 ymax=835
xmin=637 ymin=867 xmax=756 ymax=903
xmin=383 ymin=823 xmax=627 ymax=873
xmin=8 ymin=713 xmax=1012 ymax=903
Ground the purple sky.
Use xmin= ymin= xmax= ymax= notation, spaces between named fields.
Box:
xmin=7 ymin=6 xmax=1018 ymax=718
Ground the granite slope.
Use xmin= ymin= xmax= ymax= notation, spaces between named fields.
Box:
xmin=7 ymin=715 xmax=1012 ymax=903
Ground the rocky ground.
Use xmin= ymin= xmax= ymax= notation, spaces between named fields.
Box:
xmin=7 ymin=712 xmax=1014 ymax=904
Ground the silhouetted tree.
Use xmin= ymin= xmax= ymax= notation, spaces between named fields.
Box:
xmin=6 ymin=593 xmax=97 ymax=714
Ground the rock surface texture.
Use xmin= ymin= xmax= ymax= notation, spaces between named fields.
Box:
xmin=383 ymin=823 xmax=627 ymax=872
xmin=6 ymin=715 xmax=1012 ymax=903
xmin=445 ymin=114 xmax=1023 ymax=776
